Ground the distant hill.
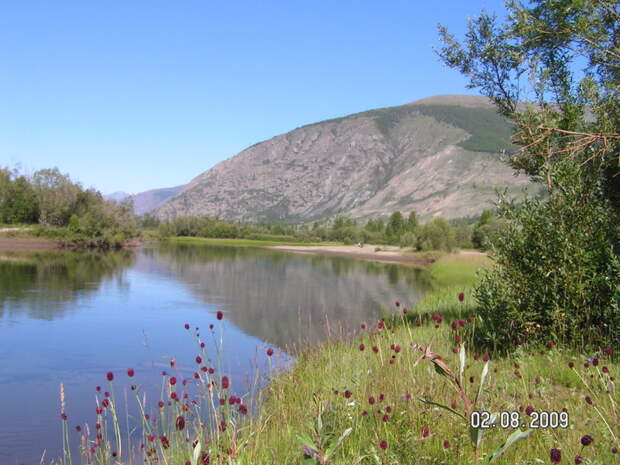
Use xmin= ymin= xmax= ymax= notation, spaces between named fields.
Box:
xmin=154 ymin=95 xmax=538 ymax=222
xmin=105 ymin=185 xmax=184 ymax=215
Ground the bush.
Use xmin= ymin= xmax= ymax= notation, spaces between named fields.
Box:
xmin=474 ymin=160 xmax=620 ymax=351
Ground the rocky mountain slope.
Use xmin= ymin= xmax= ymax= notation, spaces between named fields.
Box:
xmin=155 ymin=95 xmax=536 ymax=222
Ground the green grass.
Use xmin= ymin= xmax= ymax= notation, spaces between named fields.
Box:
xmin=56 ymin=253 xmax=619 ymax=465
xmin=166 ymin=236 xmax=344 ymax=247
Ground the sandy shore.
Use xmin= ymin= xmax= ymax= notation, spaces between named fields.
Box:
xmin=265 ymin=244 xmax=437 ymax=265
xmin=0 ymin=237 xmax=58 ymax=251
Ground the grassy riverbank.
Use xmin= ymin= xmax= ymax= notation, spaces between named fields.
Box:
xmin=56 ymin=254 xmax=618 ymax=465
xmin=165 ymin=236 xmax=336 ymax=247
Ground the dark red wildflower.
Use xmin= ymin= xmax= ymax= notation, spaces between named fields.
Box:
xmin=221 ymin=376 xmax=230 ymax=389
xmin=422 ymin=426 xmax=430 ymax=437
xmin=580 ymin=434 xmax=593 ymax=446
xmin=359 ymin=344 xmax=365 ymax=351
xmin=368 ymin=396 xmax=376 ymax=405
xmin=169 ymin=377 xmax=177 ymax=386
xmin=482 ymin=352 xmax=490 ymax=362
xmin=372 ymin=346 xmax=379 ymax=353
xmin=361 ymin=323 xmax=367 ymax=329
xmin=96 ymin=407 xmax=102 ymax=414
xmin=102 ymin=399 xmax=109 ymax=408
xmin=568 ymin=361 xmax=575 ymax=368
xmin=451 ymin=321 xmax=458 ymax=331
xmin=458 ymin=292 xmax=465 ymax=302
xmin=160 ymin=436 xmax=170 ymax=449
xmin=184 ymin=323 xmax=190 ymax=330
xmin=395 ymin=301 xmax=400 ymax=307
xmin=604 ymin=347 xmax=613 ymax=356
xmin=106 ymin=372 xmax=114 ymax=381
xmin=200 ymin=342 xmax=205 ymax=348
xmin=473 ymin=353 xmax=480 ymax=361
xmin=104 ymin=391 xmax=110 ymax=397
xmin=209 ymin=324 xmax=214 ymax=329
xmin=171 ymin=392 xmax=178 ymax=400
xmin=574 ymin=456 xmax=583 ymax=464
xmin=455 ymin=335 xmax=462 ymax=344
xmin=602 ymin=366 xmax=609 ymax=373
xmin=216 ymin=311 xmax=223 ymax=320
xmin=158 ymin=401 xmax=164 ymax=408
xmin=394 ymin=345 xmax=401 ymax=353
xmin=546 ymin=341 xmax=554 ymax=349
xmin=382 ymin=414 xmax=389 ymax=422
xmin=208 ymin=367 xmax=214 ymax=374
xmin=379 ymin=393 xmax=385 ymax=402
xmin=201 ymin=366 xmax=207 ymax=372
xmin=127 ymin=368 xmax=135 ymax=377
xmin=60 ymin=413 xmax=67 ymax=421
xmin=96 ymin=385 xmax=101 ymax=392
xmin=458 ymin=319 xmax=465 ymax=327
xmin=219 ymin=421 xmax=227 ymax=432
xmin=377 ymin=320 xmax=385 ymax=329
xmin=379 ymin=440 xmax=388 ymax=450
xmin=267 ymin=348 xmax=274 ymax=356
xmin=585 ymin=396 xmax=592 ymax=405
xmin=195 ymin=356 xmax=202 ymax=364
xmin=238 ymin=404 xmax=248 ymax=415
xmin=175 ymin=416 xmax=185 ymax=431
xmin=443 ymin=440 xmax=451 ymax=449
xmin=344 ymin=390 xmax=352 ymax=399
xmin=592 ymin=358 xmax=599 ymax=366
xmin=361 ymin=410 xmax=368 ymax=416
xmin=550 ymin=448 xmax=561 ymax=464
xmin=525 ymin=405 xmax=534 ymax=416
xmin=75 ymin=425 xmax=81 ymax=432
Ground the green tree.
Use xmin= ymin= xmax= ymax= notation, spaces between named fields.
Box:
xmin=438 ymin=0 xmax=620 ymax=349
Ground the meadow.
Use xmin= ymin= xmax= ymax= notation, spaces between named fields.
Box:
xmin=54 ymin=253 xmax=619 ymax=465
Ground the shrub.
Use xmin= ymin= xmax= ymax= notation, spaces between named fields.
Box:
xmin=474 ymin=160 xmax=620 ymax=351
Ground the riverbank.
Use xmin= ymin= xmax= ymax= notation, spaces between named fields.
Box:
xmin=0 ymin=236 xmax=58 ymax=250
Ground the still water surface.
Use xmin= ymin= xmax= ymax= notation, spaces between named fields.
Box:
xmin=0 ymin=243 xmax=431 ymax=464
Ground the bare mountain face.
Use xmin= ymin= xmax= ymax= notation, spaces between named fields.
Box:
xmin=130 ymin=185 xmax=184 ymax=215
xmin=155 ymin=95 xmax=536 ymax=222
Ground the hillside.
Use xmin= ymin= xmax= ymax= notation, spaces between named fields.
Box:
xmin=106 ymin=186 xmax=185 ymax=215
xmin=154 ymin=95 xmax=537 ymax=222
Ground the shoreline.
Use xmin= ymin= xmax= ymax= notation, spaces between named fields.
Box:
xmin=265 ymin=244 xmax=439 ymax=265
xmin=0 ymin=236 xmax=59 ymax=251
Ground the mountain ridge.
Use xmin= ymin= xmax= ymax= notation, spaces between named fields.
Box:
xmin=154 ymin=95 xmax=536 ymax=222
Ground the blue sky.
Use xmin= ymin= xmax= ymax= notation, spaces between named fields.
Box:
xmin=1 ymin=1 xmax=507 ymax=194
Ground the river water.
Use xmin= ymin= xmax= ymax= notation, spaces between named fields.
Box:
xmin=0 ymin=242 xmax=431 ymax=464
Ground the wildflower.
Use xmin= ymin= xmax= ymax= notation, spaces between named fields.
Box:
xmin=175 ymin=416 xmax=185 ymax=431
xmin=106 ymin=372 xmax=114 ymax=381
xmin=422 ymin=426 xmax=430 ymax=437
xmin=184 ymin=323 xmax=190 ymax=330
xmin=580 ymin=435 xmax=593 ymax=446
xmin=75 ymin=425 xmax=81 ymax=432
xmin=602 ymin=366 xmax=609 ymax=373
xmin=592 ymin=358 xmax=599 ymax=366
xmin=359 ymin=344 xmax=365 ymax=351
xmin=443 ymin=440 xmax=451 ymax=449
xmin=574 ymin=456 xmax=583 ymax=464
xmin=402 ymin=393 xmax=411 ymax=400
xmin=379 ymin=440 xmax=388 ymax=450
xmin=200 ymin=342 xmax=205 ymax=348
xmin=372 ymin=346 xmax=379 ymax=353
xmin=368 ymin=396 xmax=376 ymax=405
xmin=160 ymin=436 xmax=170 ymax=449
xmin=379 ymin=393 xmax=385 ymax=402
xmin=525 ymin=405 xmax=534 ymax=416
xmin=395 ymin=301 xmax=400 ymax=307
xmin=171 ymin=392 xmax=178 ymax=400
xmin=535 ymin=376 xmax=541 ymax=384
xmin=604 ymin=347 xmax=613 ymax=356
xmin=344 ymin=390 xmax=352 ymax=399
xmin=239 ymin=404 xmax=248 ymax=415
xmin=458 ymin=292 xmax=465 ymax=301
xmin=361 ymin=410 xmax=368 ymax=416
xmin=382 ymin=414 xmax=389 ymax=422
xmin=127 ymin=368 xmax=135 ymax=377
xmin=102 ymin=399 xmax=109 ymax=408
xmin=216 ymin=311 xmax=223 ymax=320
xmin=195 ymin=356 xmax=202 ymax=364
xmin=482 ymin=352 xmax=490 ymax=362
xmin=455 ymin=335 xmax=462 ymax=344
xmin=209 ymin=324 xmax=214 ymax=329
xmin=473 ymin=353 xmax=480 ymax=361
xmin=60 ymin=413 xmax=67 ymax=421
xmin=584 ymin=396 xmax=592 ymax=405
xmin=568 ymin=361 xmax=574 ymax=368
xmin=361 ymin=323 xmax=367 ymax=329
xmin=394 ymin=345 xmax=401 ymax=353
xmin=377 ymin=320 xmax=385 ymax=329
xmin=267 ymin=348 xmax=274 ymax=356
xmin=169 ymin=377 xmax=177 ymax=386
xmin=96 ymin=407 xmax=102 ymax=414
xmin=458 ymin=319 xmax=465 ymax=327
xmin=222 ymin=376 xmax=230 ymax=389
xmin=219 ymin=421 xmax=227 ymax=431
xmin=550 ymin=448 xmax=561 ymax=464
xmin=158 ymin=401 xmax=164 ymax=408
xmin=451 ymin=321 xmax=458 ymax=331
xmin=95 ymin=385 xmax=101 ymax=392
xmin=208 ymin=368 xmax=214 ymax=374
xmin=546 ymin=341 xmax=554 ymax=349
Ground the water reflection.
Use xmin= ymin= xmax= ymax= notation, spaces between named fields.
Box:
xmin=151 ymin=242 xmax=432 ymax=347
xmin=0 ymin=250 xmax=135 ymax=320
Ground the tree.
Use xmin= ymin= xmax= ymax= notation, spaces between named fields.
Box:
xmin=438 ymin=0 xmax=620 ymax=349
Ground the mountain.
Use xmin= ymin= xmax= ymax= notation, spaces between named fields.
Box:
xmin=104 ymin=191 xmax=130 ymax=203
xmin=105 ymin=186 xmax=184 ymax=215
xmin=154 ymin=95 xmax=537 ymax=222
xmin=130 ymin=185 xmax=184 ymax=215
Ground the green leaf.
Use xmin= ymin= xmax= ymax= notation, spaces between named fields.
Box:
xmin=324 ymin=428 xmax=352 ymax=461
xmin=459 ymin=344 xmax=466 ymax=385
xmin=418 ymin=397 xmax=466 ymax=420
xmin=475 ymin=362 xmax=489 ymax=408
xmin=191 ymin=441 xmax=201 ymax=465
xmin=296 ymin=434 xmax=319 ymax=452
xmin=485 ymin=429 xmax=533 ymax=464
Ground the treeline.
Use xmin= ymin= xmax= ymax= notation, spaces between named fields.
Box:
xmin=0 ymin=167 xmax=137 ymax=248
xmin=156 ymin=210 xmax=503 ymax=251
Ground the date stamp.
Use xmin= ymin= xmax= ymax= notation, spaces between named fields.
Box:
xmin=470 ymin=410 xmax=569 ymax=429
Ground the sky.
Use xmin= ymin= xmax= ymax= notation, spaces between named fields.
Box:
xmin=0 ymin=0 xmax=508 ymax=194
